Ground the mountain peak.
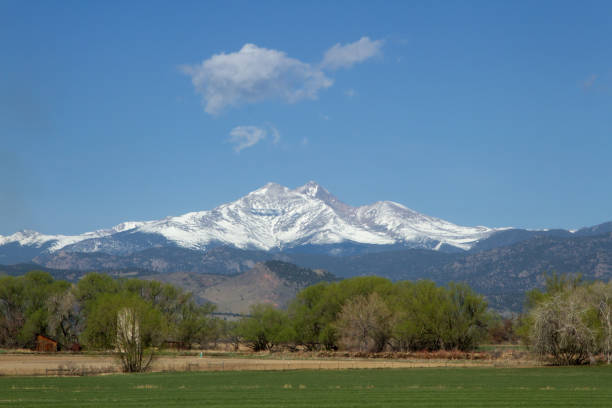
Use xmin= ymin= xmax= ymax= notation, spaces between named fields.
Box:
xmin=250 ymin=182 xmax=288 ymax=196
xmin=0 ymin=229 xmax=57 ymax=248
xmin=108 ymin=221 xmax=146 ymax=234
xmin=295 ymin=181 xmax=326 ymax=197
xmin=293 ymin=181 xmax=352 ymax=214
xmin=15 ymin=229 xmax=40 ymax=237
xmin=5 ymin=229 xmax=46 ymax=241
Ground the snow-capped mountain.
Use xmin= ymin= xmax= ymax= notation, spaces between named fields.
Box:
xmin=0 ymin=222 xmax=145 ymax=252
xmin=0 ymin=182 xmax=500 ymax=262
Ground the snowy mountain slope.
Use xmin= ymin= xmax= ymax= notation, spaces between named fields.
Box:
xmin=0 ymin=181 xmax=501 ymax=258
xmin=130 ymin=181 xmax=497 ymax=251
xmin=135 ymin=182 xmax=395 ymax=251
xmin=355 ymin=201 xmax=493 ymax=250
xmin=0 ymin=222 xmax=145 ymax=252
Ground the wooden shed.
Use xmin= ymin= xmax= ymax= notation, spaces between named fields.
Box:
xmin=35 ymin=334 xmax=58 ymax=352
xmin=162 ymin=340 xmax=188 ymax=350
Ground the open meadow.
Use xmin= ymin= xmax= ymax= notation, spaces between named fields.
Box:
xmin=2 ymin=366 xmax=612 ymax=407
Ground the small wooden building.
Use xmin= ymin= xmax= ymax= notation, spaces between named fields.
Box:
xmin=35 ymin=334 xmax=58 ymax=352
xmin=162 ymin=340 xmax=188 ymax=350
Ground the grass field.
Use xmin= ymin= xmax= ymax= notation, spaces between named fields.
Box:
xmin=2 ymin=366 xmax=612 ymax=407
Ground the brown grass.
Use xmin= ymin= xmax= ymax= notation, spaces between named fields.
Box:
xmin=0 ymin=350 xmax=539 ymax=377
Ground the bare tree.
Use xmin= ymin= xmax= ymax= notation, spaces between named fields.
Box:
xmin=116 ymin=307 xmax=154 ymax=372
xmin=336 ymin=293 xmax=392 ymax=352
xmin=599 ymin=297 xmax=612 ymax=364
xmin=590 ymin=282 xmax=612 ymax=364
xmin=530 ymin=290 xmax=595 ymax=365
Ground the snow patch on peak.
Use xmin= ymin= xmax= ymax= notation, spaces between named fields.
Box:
xmin=381 ymin=201 xmax=409 ymax=211
xmin=295 ymin=181 xmax=324 ymax=197
xmin=252 ymin=182 xmax=287 ymax=195
xmin=0 ymin=230 xmax=56 ymax=247
xmin=0 ymin=220 xmax=148 ymax=252
xmin=355 ymin=200 xmax=494 ymax=250
xmin=110 ymin=221 xmax=146 ymax=233
xmin=293 ymin=182 xmax=352 ymax=214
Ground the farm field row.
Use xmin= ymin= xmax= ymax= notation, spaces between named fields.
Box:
xmin=2 ymin=367 xmax=612 ymax=407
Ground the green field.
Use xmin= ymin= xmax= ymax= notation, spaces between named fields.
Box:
xmin=2 ymin=367 xmax=612 ymax=407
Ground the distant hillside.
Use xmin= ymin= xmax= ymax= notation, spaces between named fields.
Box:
xmin=143 ymin=261 xmax=338 ymax=314
xmin=0 ymin=263 xmax=156 ymax=282
xmin=0 ymin=263 xmax=93 ymax=281
xmin=428 ymin=233 xmax=612 ymax=311
xmin=468 ymin=229 xmax=573 ymax=252
xmin=0 ymin=241 xmax=56 ymax=265
xmin=33 ymin=246 xmax=281 ymax=275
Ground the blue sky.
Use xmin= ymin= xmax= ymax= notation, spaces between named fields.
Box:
xmin=1 ymin=0 xmax=611 ymax=235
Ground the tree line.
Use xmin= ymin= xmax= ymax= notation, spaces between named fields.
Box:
xmin=236 ymin=276 xmax=492 ymax=352
xmin=0 ymin=271 xmax=218 ymax=352
xmin=0 ymin=272 xmax=493 ymax=355
xmin=3 ymin=269 xmax=608 ymax=366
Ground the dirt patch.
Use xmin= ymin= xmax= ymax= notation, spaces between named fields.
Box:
xmin=0 ymin=354 xmax=117 ymax=376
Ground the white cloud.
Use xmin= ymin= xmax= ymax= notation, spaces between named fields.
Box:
xmin=345 ymin=88 xmax=357 ymax=98
xmin=182 ymin=44 xmax=333 ymax=114
xmin=321 ymin=37 xmax=384 ymax=70
xmin=182 ymin=37 xmax=384 ymax=115
xmin=228 ymin=124 xmax=280 ymax=152
xmin=268 ymin=124 xmax=281 ymax=144
xmin=228 ymin=126 xmax=267 ymax=152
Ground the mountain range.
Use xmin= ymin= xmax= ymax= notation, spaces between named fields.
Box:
xmin=0 ymin=181 xmax=501 ymax=263
xmin=2 ymin=181 xmax=611 ymax=312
